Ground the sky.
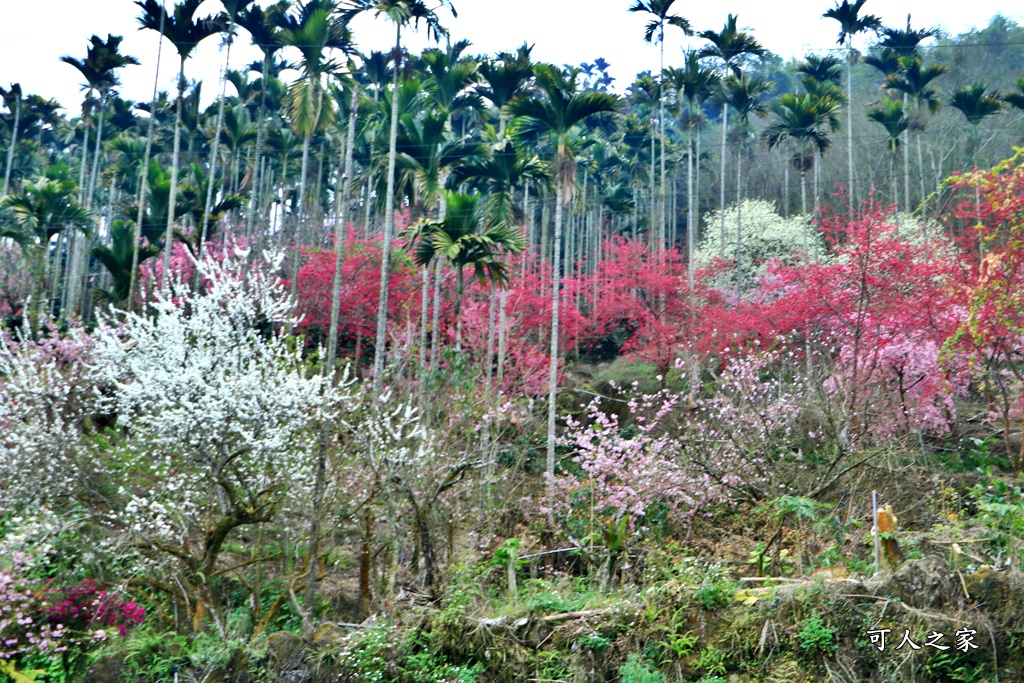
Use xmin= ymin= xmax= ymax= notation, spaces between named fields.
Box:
xmin=1 ymin=0 xmax=1021 ymax=116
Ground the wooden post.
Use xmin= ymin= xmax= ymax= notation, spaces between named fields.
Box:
xmin=872 ymin=490 xmax=881 ymax=575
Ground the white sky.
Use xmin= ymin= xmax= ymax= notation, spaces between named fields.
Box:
xmin=1 ymin=0 xmax=1021 ymax=116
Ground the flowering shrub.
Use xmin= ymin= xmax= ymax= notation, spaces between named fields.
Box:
xmin=0 ymin=555 xmax=69 ymax=660
xmin=698 ymin=199 xmax=819 ymax=276
xmin=45 ymin=578 xmax=145 ymax=638
xmin=0 ymin=325 xmax=96 ymax=506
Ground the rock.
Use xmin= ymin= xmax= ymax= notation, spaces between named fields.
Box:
xmin=885 ymin=556 xmax=953 ymax=609
xmin=966 ymin=567 xmax=1009 ymax=606
xmin=266 ymin=630 xmax=303 ymax=664
xmin=221 ymin=647 xmax=252 ymax=683
xmin=312 ymin=622 xmax=347 ymax=645
xmin=82 ymin=653 xmax=126 ymax=683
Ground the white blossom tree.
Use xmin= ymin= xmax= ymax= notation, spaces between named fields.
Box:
xmin=93 ymin=249 xmax=357 ymax=635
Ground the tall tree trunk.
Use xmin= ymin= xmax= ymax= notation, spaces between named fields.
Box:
xmin=78 ymin=97 xmax=91 ymax=204
xmin=800 ymin=168 xmax=808 ymax=254
xmin=328 ymin=83 xmax=359 ymax=372
xmin=891 ymin=150 xmax=899 ymax=228
xmin=687 ymin=125 xmax=695 ymax=291
xmin=373 ymin=25 xmax=402 ymax=399
xmin=783 ymin=155 xmax=790 ymax=216
xmin=846 ymin=43 xmax=855 ymax=214
xmin=291 ymin=132 xmax=311 ymax=304
xmin=546 ymin=179 xmax=564 ymax=508
xmin=87 ymin=97 xmax=106 ymax=209
xmin=3 ymin=93 xmax=19 ymax=196
xmin=649 ymin=122 xmax=656 ymax=248
xmin=497 ymin=286 xmax=507 ymax=392
xmin=719 ymin=102 xmax=729 ymax=257
xmin=813 ymin=159 xmax=820 ymax=260
xmin=659 ymin=28 xmax=667 ymax=256
xmin=161 ymin=60 xmax=186 ymax=292
xmin=916 ymin=132 xmax=926 ymax=219
xmin=246 ymin=51 xmax=270 ymax=241
xmin=430 ymin=256 xmax=442 ymax=370
xmin=903 ymin=95 xmax=911 ymax=213
xmin=129 ymin=7 xmax=164 ymax=309
xmin=735 ymin=143 xmax=743 ymax=281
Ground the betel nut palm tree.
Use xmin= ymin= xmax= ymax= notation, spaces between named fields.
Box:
xmin=344 ymin=0 xmax=457 ymax=399
xmin=402 ymin=190 xmax=525 ymax=345
xmin=137 ymin=0 xmax=225 ymax=290
xmin=698 ymin=14 xmax=765 ymax=258
xmin=664 ymin=51 xmax=719 ymax=289
xmin=629 ymin=0 xmax=690 ymax=253
xmin=277 ymin=0 xmax=353 ymax=301
xmin=763 ymin=90 xmax=842 ymax=254
xmin=506 ymin=64 xmax=618 ymax=506
xmin=866 ymin=96 xmax=910 ymax=215
xmin=823 ymin=0 xmax=882 ymax=212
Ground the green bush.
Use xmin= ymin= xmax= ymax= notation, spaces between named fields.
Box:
xmin=798 ymin=613 xmax=837 ymax=655
xmin=618 ymin=653 xmax=664 ymax=683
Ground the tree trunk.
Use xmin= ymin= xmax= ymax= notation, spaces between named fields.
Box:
xmin=431 ymin=257 xmax=442 ymax=370
xmin=659 ymin=29 xmax=667 ymax=256
xmin=161 ymin=60 xmax=186 ymax=292
xmin=291 ymin=132 xmax=311 ymax=304
xmin=649 ymin=121 xmax=656 ymax=248
xmin=846 ymin=44 xmax=855 ymax=213
xmin=246 ymin=52 xmax=270 ymax=241
xmin=199 ymin=28 xmax=235 ymax=289
xmin=3 ymin=94 xmax=19 ymax=195
xmin=373 ymin=25 xmax=402 ymax=399
xmin=800 ymin=168 xmax=808 ymax=254
xmin=546 ymin=179 xmax=564 ymax=508
xmin=719 ymin=102 xmax=729 ymax=258
xmin=735 ymin=143 xmax=743 ymax=281
xmin=687 ymin=125 xmax=695 ymax=291
xmin=917 ymin=133 xmax=926 ymax=220
xmin=497 ymin=287 xmax=507 ymax=392
xmin=903 ymin=95 xmax=911 ymax=213
xmin=87 ymin=97 xmax=106 ymax=210
xmin=129 ymin=7 xmax=164 ymax=309
xmin=455 ymin=266 xmax=464 ymax=351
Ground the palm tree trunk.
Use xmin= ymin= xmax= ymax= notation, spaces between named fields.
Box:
xmin=246 ymin=52 xmax=270 ymax=241
xmin=735 ymin=143 xmax=743 ymax=277
xmin=3 ymin=93 xmax=19 ymax=196
xmin=129 ymin=8 xmax=164 ymax=310
xmin=546 ymin=178 xmax=564 ymax=508
xmin=891 ymin=150 xmax=899 ymax=221
xmin=903 ymin=95 xmax=911 ymax=212
xmin=327 ymin=82 xmax=359 ymax=372
xmin=87 ymin=96 xmax=106 ymax=209
xmin=813 ymin=160 xmax=820 ymax=260
xmin=455 ymin=266 xmax=464 ymax=350
xmin=800 ymin=168 xmax=808 ymax=254
xmin=783 ymin=155 xmax=790 ymax=216
xmin=719 ymin=102 xmax=729 ymax=257
xmin=161 ymin=60 xmax=186 ymax=292
xmin=696 ymin=127 xmax=702 ymax=234
xmin=687 ymin=125 xmax=695 ymax=291
xmin=649 ymin=124 xmax=656 ymax=248
xmin=430 ymin=256 xmax=442 ymax=369
xmin=497 ymin=286 xmax=507 ymax=392
xmin=373 ymin=24 xmax=402 ymax=399
xmin=78 ymin=101 xmax=91 ymax=204
xmin=917 ymin=133 xmax=926 ymax=219
xmin=291 ymin=132 xmax=311 ymax=304
xmin=659 ymin=29 xmax=667 ymax=255
xmin=846 ymin=43 xmax=854 ymax=213
xmin=419 ymin=265 xmax=430 ymax=392
xmin=200 ymin=28 xmax=236 ymax=287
